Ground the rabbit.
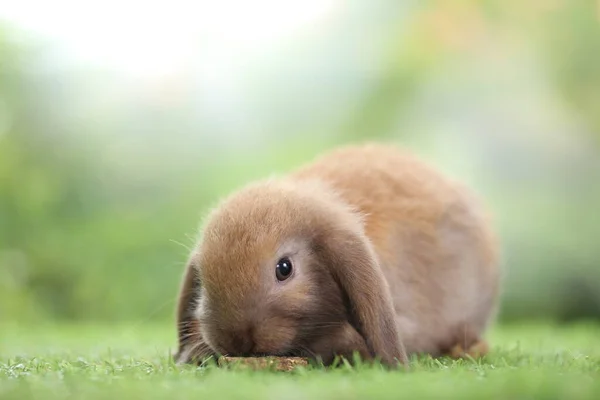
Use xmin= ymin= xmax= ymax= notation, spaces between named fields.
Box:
xmin=174 ymin=143 xmax=501 ymax=368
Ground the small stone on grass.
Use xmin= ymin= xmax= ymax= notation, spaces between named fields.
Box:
xmin=218 ymin=356 xmax=309 ymax=372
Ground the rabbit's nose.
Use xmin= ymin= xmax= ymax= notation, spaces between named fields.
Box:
xmin=229 ymin=326 xmax=255 ymax=356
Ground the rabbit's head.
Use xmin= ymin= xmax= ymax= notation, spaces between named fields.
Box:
xmin=175 ymin=178 xmax=406 ymax=367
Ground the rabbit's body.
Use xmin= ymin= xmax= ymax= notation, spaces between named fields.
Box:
xmin=291 ymin=144 xmax=500 ymax=356
xmin=175 ymin=144 xmax=501 ymax=366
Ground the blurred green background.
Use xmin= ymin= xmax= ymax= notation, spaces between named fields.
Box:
xmin=1 ymin=0 xmax=599 ymax=326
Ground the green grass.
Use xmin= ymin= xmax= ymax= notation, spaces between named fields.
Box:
xmin=1 ymin=321 xmax=599 ymax=399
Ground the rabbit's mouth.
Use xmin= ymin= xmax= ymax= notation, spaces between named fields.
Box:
xmin=228 ymin=348 xmax=314 ymax=359
xmin=233 ymin=349 xmax=300 ymax=358
xmin=215 ymin=345 xmax=301 ymax=358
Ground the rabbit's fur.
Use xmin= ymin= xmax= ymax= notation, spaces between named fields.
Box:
xmin=175 ymin=144 xmax=500 ymax=367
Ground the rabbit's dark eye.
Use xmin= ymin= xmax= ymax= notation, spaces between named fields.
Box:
xmin=276 ymin=257 xmax=293 ymax=281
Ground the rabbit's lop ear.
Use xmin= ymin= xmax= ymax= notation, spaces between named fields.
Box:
xmin=174 ymin=255 xmax=210 ymax=364
xmin=320 ymin=229 xmax=408 ymax=367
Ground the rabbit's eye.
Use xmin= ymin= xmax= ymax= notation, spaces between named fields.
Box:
xmin=276 ymin=257 xmax=293 ymax=281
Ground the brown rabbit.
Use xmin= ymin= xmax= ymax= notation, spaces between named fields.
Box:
xmin=174 ymin=143 xmax=501 ymax=367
